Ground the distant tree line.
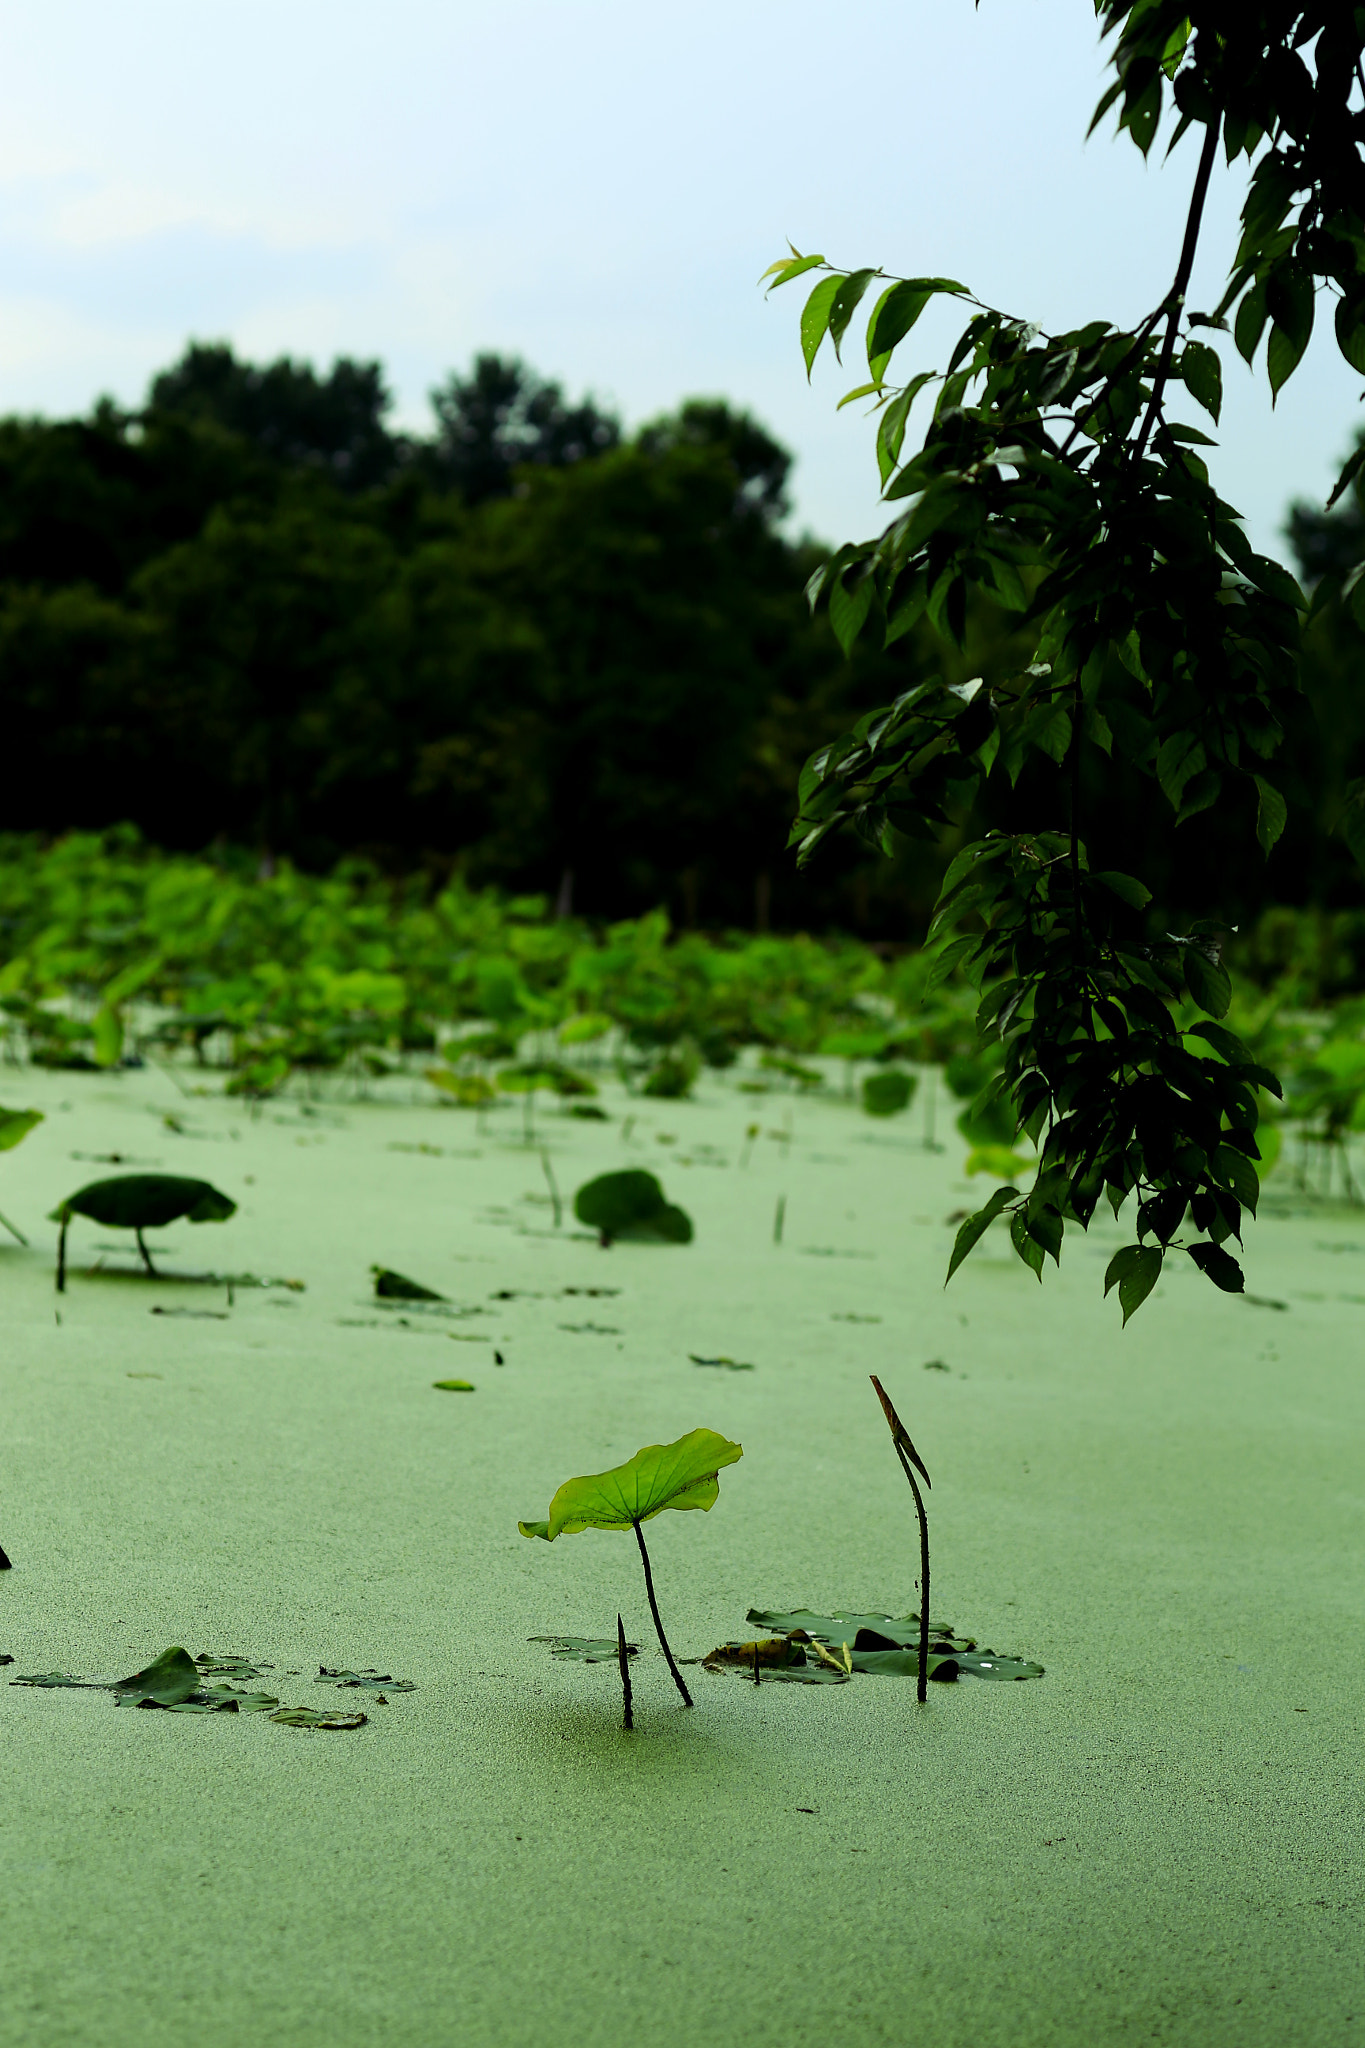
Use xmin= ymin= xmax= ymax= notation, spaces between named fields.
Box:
xmin=0 ymin=338 xmax=1361 ymax=933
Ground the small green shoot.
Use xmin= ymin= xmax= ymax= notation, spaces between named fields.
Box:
xmin=50 ymin=1175 xmax=236 ymax=1290
xmin=433 ymin=1378 xmax=475 ymax=1391
xmin=520 ymin=1427 xmax=742 ymax=1709
xmin=869 ymin=1375 xmax=933 ymax=1703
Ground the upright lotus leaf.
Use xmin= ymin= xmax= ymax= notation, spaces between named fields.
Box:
xmin=862 ymin=1069 xmax=916 ymax=1117
xmin=573 ymin=1169 xmax=693 ymax=1247
xmin=520 ymin=1428 xmax=742 ymax=1711
xmin=49 ymin=1174 xmax=236 ymax=1289
xmin=111 ymin=1646 xmax=201 ymax=1707
xmin=524 ymin=1428 xmax=742 ymax=1538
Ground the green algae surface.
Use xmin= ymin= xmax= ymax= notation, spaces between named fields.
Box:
xmin=0 ymin=1066 xmax=1362 ymax=2046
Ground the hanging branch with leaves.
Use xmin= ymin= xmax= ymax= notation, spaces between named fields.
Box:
xmin=766 ymin=3 xmax=1365 ymax=1322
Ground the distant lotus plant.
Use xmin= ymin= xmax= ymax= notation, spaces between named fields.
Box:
xmin=50 ymin=1174 xmax=237 ymax=1290
xmin=520 ymin=1427 xmax=742 ymax=1718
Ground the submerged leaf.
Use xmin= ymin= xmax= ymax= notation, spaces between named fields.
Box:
xmin=10 ymin=1672 xmax=104 ymax=1689
xmin=689 ymin=1354 xmax=755 ymax=1371
xmin=520 ymin=1427 xmax=743 ymax=1540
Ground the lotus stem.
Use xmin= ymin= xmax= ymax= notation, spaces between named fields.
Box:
xmin=773 ymin=1194 xmax=786 ymax=1245
xmin=135 ymin=1226 xmax=157 ymax=1277
xmin=0 ymin=1208 xmax=28 ymax=1247
xmin=617 ymin=1612 xmax=633 ymax=1731
xmin=0 ymin=1542 xmax=11 ymax=1569
xmin=541 ymin=1150 xmax=562 ymax=1228
xmin=631 ymin=1519 xmax=692 ymax=1707
xmin=869 ymin=1375 xmax=932 ymax=1704
xmin=56 ymin=1215 xmax=67 ymax=1293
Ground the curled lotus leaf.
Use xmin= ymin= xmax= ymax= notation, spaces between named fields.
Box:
xmin=519 ymin=1427 xmax=742 ymax=1540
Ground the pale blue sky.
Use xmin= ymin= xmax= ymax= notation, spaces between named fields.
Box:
xmin=0 ymin=0 xmax=1358 ymax=561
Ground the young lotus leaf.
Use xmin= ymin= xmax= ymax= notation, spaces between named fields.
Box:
xmin=111 ymin=1646 xmax=201 ymax=1707
xmin=520 ymin=1427 xmax=742 ymax=1541
xmin=573 ymin=1169 xmax=693 ymax=1246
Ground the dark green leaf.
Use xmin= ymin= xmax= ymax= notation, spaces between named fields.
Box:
xmin=1253 ymin=776 xmax=1286 ymax=855
xmin=1103 ymin=1243 xmax=1163 ymax=1325
xmin=801 ymin=275 xmax=843 ymax=379
xmin=946 ymin=1185 xmax=1018 ymax=1283
xmin=1181 ymin=339 xmax=1222 ymax=422
xmin=1183 ymin=946 xmax=1232 ymax=1018
xmin=1187 ymin=1241 xmax=1245 ymax=1293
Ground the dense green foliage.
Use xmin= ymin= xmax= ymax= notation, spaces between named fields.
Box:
xmin=0 ymin=346 xmax=957 ymax=932
xmin=768 ymin=4 xmax=1365 ymax=1313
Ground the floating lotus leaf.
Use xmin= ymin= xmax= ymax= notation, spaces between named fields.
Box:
xmin=316 ymin=1668 xmax=416 ymax=1693
xmin=746 ymin=1609 xmax=1044 ymax=1681
xmin=530 ymin=1635 xmax=639 ymax=1663
xmin=270 ymin=1706 xmax=367 ymax=1729
xmin=520 ymin=1427 xmax=742 ymax=1541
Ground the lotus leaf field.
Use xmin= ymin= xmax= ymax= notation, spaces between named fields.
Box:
xmin=0 ymin=837 xmax=1364 ymax=2045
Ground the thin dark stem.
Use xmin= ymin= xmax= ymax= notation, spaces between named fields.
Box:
xmin=135 ymin=1226 xmax=156 ymax=1277
xmin=616 ymin=1612 xmax=633 ymax=1732
xmin=1068 ymin=678 xmax=1093 ymax=1034
xmin=56 ymin=1215 xmax=67 ymax=1293
xmin=0 ymin=1542 xmax=11 ymax=1570
xmin=632 ymin=1519 xmax=692 ymax=1707
xmin=1132 ymin=118 xmax=1221 ymax=467
xmin=896 ymin=1446 xmax=932 ymax=1704
xmin=540 ymin=1149 xmax=562 ymax=1228
xmin=0 ymin=1207 xmax=28 ymax=1247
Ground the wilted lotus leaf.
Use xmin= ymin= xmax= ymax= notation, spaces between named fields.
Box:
xmin=0 ymin=1106 xmax=42 ymax=1152
xmin=520 ymin=1428 xmax=742 ymax=1540
xmin=270 ymin=1706 xmax=368 ymax=1729
xmin=316 ymin=1667 xmax=416 ymax=1693
xmin=51 ymin=1176 xmax=236 ymax=1230
xmin=702 ymin=1636 xmax=849 ymax=1684
xmin=573 ymin=1169 xmax=693 ymax=1246
xmin=111 ymin=1646 xmax=201 ymax=1707
xmin=530 ymin=1635 xmax=639 ymax=1663
xmin=195 ymin=1652 xmax=272 ymax=1681
xmin=690 ymin=1354 xmax=755 ymax=1371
